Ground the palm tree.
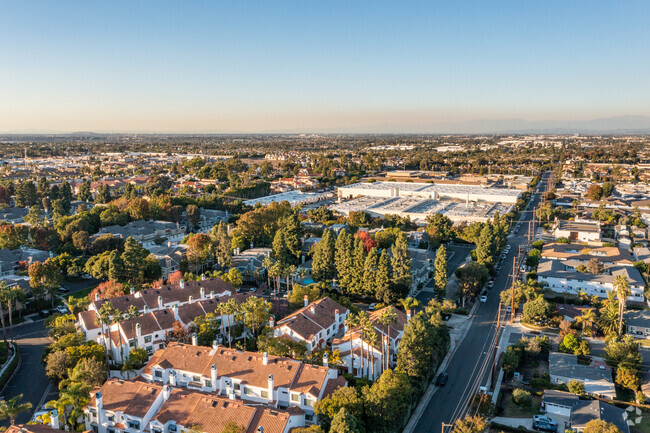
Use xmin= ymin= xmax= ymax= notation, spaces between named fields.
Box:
xmin=378 ymin=306 xmax=398 ymax=372
xmin=64 ymin=295 xmax=90 ymax=316
xmin=0 ymin=284 xmax=24 ymax=341
xmin=125 ymin=305 xmax=141 ymax=351
xmin=98 ymin=303 xmax=117 ymax=364
xmin=614 ymin=275 xmax=631 ymax=336
xmin=363 ymin=319 xmax=378 ymax=380
xmin=219 ymin=299 xmax=240 ymax=348
xmin=47 ymin=382 xmax=91 ymax=429
xmin=577 ymin=290 xmax=589 ymax=305
xmin=400 ymin=297 xmax=420 ymax=319
xmin=575 ymin=308 xmax=596 ymax=336
xmin=112 ymin=309 xmax=126 ymax=364
xmin=286 ymin=265 xmax=297 ymax=293
xmin=0 ymin=393 xmax=32 ymax=425
xmin=344 ymin=314 xmax=358 ymax=374
xmin=262 ymin=256 xmax=273 ymax=289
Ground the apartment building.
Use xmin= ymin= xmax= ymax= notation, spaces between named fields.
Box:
xmin=140 ymin=342 xmax=347 ymax=423
xmin=332 ymin=307 xmax=408 ymax=380
xmin=540 ymin=243 xmax=635 ymax=266
xmin=272 ymin=297 xmax=349 ymax=351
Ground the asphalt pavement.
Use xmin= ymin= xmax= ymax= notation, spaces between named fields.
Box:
xmin=412 ymin=172 xmax=552 ymax=433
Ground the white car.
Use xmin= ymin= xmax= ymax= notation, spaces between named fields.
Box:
xmin=533 ymin=415 xmax=558 ymax=426
xmin=54 ymin=305 xmax=69 ymax=314
xmin=31 ymin=407 xmax=57 ymax=423
xmin=480 ymin=295 xmax=487 ymax=303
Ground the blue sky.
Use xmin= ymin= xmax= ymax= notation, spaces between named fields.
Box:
xmin=1 ymin=1 xmax=649 ymax=132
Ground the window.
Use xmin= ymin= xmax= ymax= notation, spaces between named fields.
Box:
xmin=305 ymin=398 xmax=315 ymax=407
xmin=146 ymin=346 xmax=153 ymax=354
xmin=144 ymin=336 xmax=152 ymax=344
xmin=127 ymin=421 xmax=140 ymax=430
xmin=159 ymin=344 xmax=165 ymax=349
xmin=169 ymin=425 xmax=177 ymax=432
xmin=234 ymin=383 xmax=241 ymax=391
xmin=192 ymin=375 xmax=200 ymax=382
xmin=244 ymin=387 xmax=253 ymax=396
xmin=305 ymin=414 xmax=314 ymax=422
xmin=108 ymin=415 xmax=115 ymax=422
xmin=153 ymin=429 xmax=162 ymax=433
xmin=291 ymin=394 xmax=300 ymax=403
xmin=129 ymin=339 xmax=136 ymax=348
xmin=154 ymin=370 xmax=163 ymax=378
xmin=204 ymin=379 xmax=212 ymax=388
xmin=108 ymin=428 xmax=116 ymax=433
xmin=261 ymin=390 xmax=269 ymax=398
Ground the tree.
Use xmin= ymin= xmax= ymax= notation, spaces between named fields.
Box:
xmin=46 ymin=350 xmax=72 ymax=381
xmin=452 ymin=414 xmax=488 ymax=433
xmin=15 ymin=181 xmax=38 ymax=207
xmin=576 ymin=308 xmax=596 ymax=336
xmin=89 ymin=281 xmax=124 ymax=302
xmin=123 ymin=347 xmax=149 ymax=378
xmin=314 ymin=387 xmax=364 ymax=430
xmin=512 ymin=388 xmax=532 ymax=407
xmin=587 ymin=184 xmax=604 ymax=201
xmin=598 ymin=292 xmax=620 ymax=337
xmin=69 ymin=357 xmax=107 ymax=387
xmin=186 ymin=204 xmax=201 ymax=229
xmin=335 ymin=230 xmax=353 ymax=293
xmin=434 ymin=245 xmax=448 ymax=301
xmin=456 ymin=262 xmax=489 ymax=307
xmin=583 ymin=420 xmax=622 ymax=433
xmin=522 ymin=297 xmax=551 ymax=324
xmin=425 ymin=213 xmax=454 ymax=248
xmin=615 ymin=366 xmax=640 ymax=391
xmin=605 ymin=335 xmax=642 ymax=391
xmin=568 ymin=379 xmax=585 ymax=395
xmin=364 ymin=370 xmax=413 ymax=433
xmin=24 ymin=205 xmax=45 ymax=226
xmin=378 ymin=306 xmax=398 ymax=373
xmin=586 ymin=258 xmax=604 ymax=275
xmin=187 ymin=233 xmax=213 ymax=273
xmin=29 ymin=259 xmax=62 ymax=305
xmin=391 ymin=233 xmax=412 ymax=296
xmin=47 ymin=382 xmax=91 ymax=429
xmin=614 ymin=275 xmax=631 ymax=336
xmin=0 ymin=394 xmax=32 ymax=425
xmin=362 ymin=247 xmax=379 ymax=297
xmin=375 ymin=249 xmax=393 ymax=304
xmin=475 ymin=221 xmax=495 ymax=265
xmin=220 ymin=423 xmax=245 ymax=433
xmin=330 ymin=407 xmax=362 ymax=433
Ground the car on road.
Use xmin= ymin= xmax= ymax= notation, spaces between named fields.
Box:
xmin=368 ymin=303 xmax=377 ymax=311
xmin=81 ymin=273 xmax=93 ymax=279
xmin=436 ymin=372 xmax=448 ymax=386
xmin=533 ymin=416 xmax=558 ymax=426
xmin=31 ymin=407 xmax=57 ymax=423
xmin=480 ymin=295 xmax=487 ymax=303
xmin=486 ymin=281 xmax=494 ymax=289
xmin=58 ymin=286 xmax=69 ymax=293
xmin=39 ymin=309 xmax=51 ymax=318
xmin=505 ymin=306 xmax=512 ymax=313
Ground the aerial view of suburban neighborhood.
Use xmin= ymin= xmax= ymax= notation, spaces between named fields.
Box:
xmin=1 ymin=2 xmax=650 ymax=433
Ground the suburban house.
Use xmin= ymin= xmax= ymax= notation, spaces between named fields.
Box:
xmin=148 ymin=244 xmax=188 ymax=280
xmin=541 ymin=389 xmax=579 ymax=417
xmin=571 ymin=400 xmax=630 ymax=433
xmin=552 ymin=220 xmax=602 ymax=243
xmin=85 ymin=378 xmax=301 ymax=433
xmin=332 ymin=306 xmax=408 ymax=380
xmin=273 ymin=296 xmax=349 ymax=351
xmin=409 ymin=248 xmax=435 ymax=294
xmin=624 ymin=310 xmax=650 ymax=338
xmin=231 ymin=248 xmax=272 ymax=276
xmin=541 ymin=243 xmax=635 ymax=266
xmin=0 ymin=248 xmax=51 ymax=278
xmin=140 ymin=342 xmax=347 ymax=423
xmin=537 ymin=259 xmax=645 ymax=302
xmin=548 ymin=352 xmax=615 ymax=399
xmin=0 ymin=207 xmax=29 ymax=224
xmin=406 ymin=231 xmax=429 ymax=249
xmin=93 ymin=221 xmax=185 ymax=249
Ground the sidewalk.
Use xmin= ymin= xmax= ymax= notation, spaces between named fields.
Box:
xmin=402 ymin=304 xmax=480 ymax=433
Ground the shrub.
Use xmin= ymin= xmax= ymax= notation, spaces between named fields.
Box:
xmin=512 ymin=388 xmax=532 ymax=407
xmin=568 ymin=379 xmax=585 ymax=395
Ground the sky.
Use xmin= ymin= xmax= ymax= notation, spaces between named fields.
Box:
xmin=1 ymin=1 xmax=649 ymax=133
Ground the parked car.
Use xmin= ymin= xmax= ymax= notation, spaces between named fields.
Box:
xmin=31 ymin=406 xmax=57 ymax=423
xmin=39 ymin=310 xmax=51 ymax=318
xmin=368 ymin=303 xmax=377 ymax=311
xmin=436 ymin=372 xmax=448 ymax=386
xmin=54 ymin=305 xmax=69 ymax=314
xmin=533 ymin=416 xmax=558 ymax=426
xmin=533 ymin=421 xmax=557 ymax=433
xmin=486 ymin=281 xmax=495 ymax=289
xmin=480 ymin=295 xmax=487 ymax=303
xmin=58 ymin=286 xmax=69 ymax=293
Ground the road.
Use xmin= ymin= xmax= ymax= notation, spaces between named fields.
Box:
xmin=416 ymin=243 xmax=474 ymax=306
xmin=0 ymin=318 xmax=56 ymax=427
xmin=413 ymin=171 xmax=553 ymax=433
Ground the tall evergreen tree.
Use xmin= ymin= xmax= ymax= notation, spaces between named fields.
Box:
xmin=78 ymin=180 xmax=92 ymax=202
xmin=391 ymin=233 xmax=412 ymax=297
xmin=375 ymin=249 xmax=393 ymax=303
xmin=330 ymin=407 xmax=362 ymax=433
xmin=335 ymin=230 xmax=353 ymax=292
xmin=278 ymin=212 xmax=303 ymax=263
xmin=434 ymin=245 xmax=448 ymax=301
xmin=312 ymin=230 xmax=336 ymax=282
xmin=475 ymin=221 xmax=495 ymax=265
xmin=362 ymin=247 xmax=379 ymax=297
xmin=272 ymin=230 xmax=291 ymax=265
xmin=349 ymin=236 xmax=366 ymax=295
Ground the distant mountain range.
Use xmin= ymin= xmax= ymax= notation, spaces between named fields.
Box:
xmin=3 ymin=115 xmax=650 ymax=135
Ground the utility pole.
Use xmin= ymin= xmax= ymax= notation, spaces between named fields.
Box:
xmin=491 ymin=301 xmax=503 ymax=387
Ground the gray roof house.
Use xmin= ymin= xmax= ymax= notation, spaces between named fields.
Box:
xmin=624 ymin=310 xmax=650 ymax=339
xmin=0 ymin=248 xmax=51 ymax=277
xmin=93 ymin=220 xmax=185 ymax=248
xmin=570 ymin=400 xmax=629 ymax=433
xmin=542 ymin=389 xmax=579 ymax=417
xmin=549 ymin=352 xmax=615 ymax=399
xmin=0 ymin=207 xmax=29 ymax=224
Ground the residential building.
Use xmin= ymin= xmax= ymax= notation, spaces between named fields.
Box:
xmin=624 ymin=310 xmax=650 ymax=339
xmin=552 ymin=220 xmax=601 ymax=243
xmin=93 ymin=221 xmax=185 ymax=249
xmin=571 ymin=400 xmax=630 ymax=433
xmin=332 ymin=307 xmax=408 ymax=380
xmin=140 ymin=342 xmax=347 ymax=422
xmin=537 ymin=259 xmax=645 ymax=302
xmin=541 ymin=243 xmax=635 ymax=266
xmin=541 ymin=390 xmax=578 ymax=417
xmin=273 ymin=297 xmax=349 ymax=351
xmin=409 ymin=248 xmax=435 ymax=294
xmin=0 ymin=248 xmax=51 ymax=278
xmin=0 ymin=207 xmax=29 ymax=224
xmin=232 ymin=248 xmax=271 ymax=276
xmin=548 ymin=352 xmax=615 ymax=399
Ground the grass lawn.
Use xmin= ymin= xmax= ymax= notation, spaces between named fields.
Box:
xmin=69 ymin=286 xmax=96 ymax=300
xmin=637 ymin=339 xmax=650 ymax=348
xmin=499 ymin=390 xmax=542 ymax=417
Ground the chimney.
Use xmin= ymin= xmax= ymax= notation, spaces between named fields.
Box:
xmin=192 ymin=333 xmax=198 ymax=346
xmin=189 ymin=295 xmax=194 ymax=303
xmin=162 ymin=384 xmax=170 ymax=401
xmin=211 ymin=364 xmax=218 ymax=389
xmin=334 ymin=309 xmax=340 ymax=323
xmin=227 ymin=382 xmax=235 ymax=400
xmin=95 ymin=391 xmax=103 ymax=410
xmin=136 ymin=323 xmax=142 ymax=338
xmin=310 ymin=305 xmax=316 ymax=315
xmin=304 ymin=295 xmax=309 ymax=308
xmin=323 ymin=352 xmax=329 ymax=368
xmin=267 ymin=374 xmax=274 ymax=402
xmin=158 ymin=295 xmax=163 ymax=309
xmin=143 ymin=305 xmax=149 ymax=314
xmin=257 ymin=427 xmax=264 ymax=433
xmin=407 ymin=310 xmax=412 ymax=321
xmin=268 ymin=315 xmax=275 ymax=328
xmin=210 ymin=290 xmax=215 ymax=299
xmin=180 ymin=279 xmax=185 ymax=289
xmin=50 ymin=411 xmax=60 ymax=429
xmin=129 ymin=287 xmax=135 ymax=295
xmin=200 ymin=287 xmax=205 ymax=299
xmin=168 ymin=241 xmax=172 ymax=248
xmin=169 ymin=370 xmax=177 ymax=386
xmin=201 ymin=274 xmax=206 ymax=281
xmin=172 ymin=304 xmax=179 ymax=319
xmin=95 ymin=293 xmax=100 ymax=302
xmin=212 ymin=340 xmax=219 ymax=349
xmin=263 ymin=352 xmax=268 ymax=366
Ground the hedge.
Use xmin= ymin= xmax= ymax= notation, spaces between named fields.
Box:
xmin=0 ymin=342 xmax=19 ymax=393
